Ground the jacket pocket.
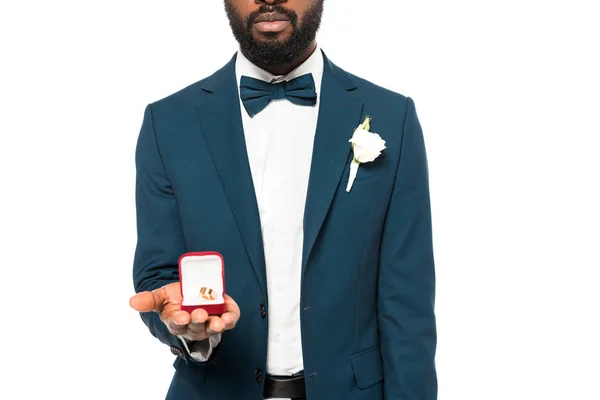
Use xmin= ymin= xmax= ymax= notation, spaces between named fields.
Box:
xmin=340 ymin=161 xmax=388 ymax=185
xmin=350 ymin=345 xmax=384 ymax=389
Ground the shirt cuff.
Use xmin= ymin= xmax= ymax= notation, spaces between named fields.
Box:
xmin=177 ymin=334 xmax=222 ymax=362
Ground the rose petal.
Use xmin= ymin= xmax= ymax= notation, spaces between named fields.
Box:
xmin=350 ymin=128 xmax=386 ymax=163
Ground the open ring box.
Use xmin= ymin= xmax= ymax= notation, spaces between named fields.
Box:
xmin=178 ymin=252 xmax=226 ymax=315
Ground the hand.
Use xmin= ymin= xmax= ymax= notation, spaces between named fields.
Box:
xmin=129 ymin=282 xmax=240 ymax=342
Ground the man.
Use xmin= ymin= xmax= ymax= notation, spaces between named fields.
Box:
xmin=129 ymin=0 xmax=437 ymax=399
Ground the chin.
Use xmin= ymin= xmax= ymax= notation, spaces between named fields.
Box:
xmin=252 ymin=27 xmax=293 ymax=42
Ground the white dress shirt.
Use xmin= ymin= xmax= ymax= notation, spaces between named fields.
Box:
xmin=182 ymin=47 xmax=324 ymax=395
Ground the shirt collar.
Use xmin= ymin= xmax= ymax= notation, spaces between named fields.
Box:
xmin=235 ymin=45 xmax=324 ymax=98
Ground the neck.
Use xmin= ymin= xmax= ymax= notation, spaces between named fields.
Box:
xmin=258 ymin=41 xmax=318 ymax=76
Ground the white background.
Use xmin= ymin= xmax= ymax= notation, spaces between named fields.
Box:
xmin=1 ymin=0 xmax=599 ymax=399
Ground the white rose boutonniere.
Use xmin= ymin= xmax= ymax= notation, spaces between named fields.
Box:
xmin=346 ymin=116 xmax=386 ymax=192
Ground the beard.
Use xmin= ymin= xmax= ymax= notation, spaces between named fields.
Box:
xmin=224 ymin=0 xmax=324 ymax=67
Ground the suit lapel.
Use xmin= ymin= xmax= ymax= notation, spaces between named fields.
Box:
xmin=195 ymin=52 xmax=363 ymax=294
xmin=197 ymin=55 xmax=268 ymax=298
xmin=302 ymin=54 xmax=364 ymax=276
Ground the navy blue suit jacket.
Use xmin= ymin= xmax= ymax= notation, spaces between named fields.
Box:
xmin=133 ymin=52 xmax=437 ymax=399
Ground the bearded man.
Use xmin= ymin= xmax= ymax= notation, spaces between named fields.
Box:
xmin=129 ymin=1 xmax=437 ymax=399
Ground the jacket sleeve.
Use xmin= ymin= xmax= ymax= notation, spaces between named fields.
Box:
xmin=132 ymin=104 xmax=219 ymax=366
xmin=377 ymin=97 xmax=437 ymax=399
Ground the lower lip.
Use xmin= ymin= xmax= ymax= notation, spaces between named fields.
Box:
xmin=253 ymin=20 xmax=291 ymax=33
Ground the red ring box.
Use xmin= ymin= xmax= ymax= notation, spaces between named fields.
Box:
xmin=178 ymin=252 xmax=226 ymax=315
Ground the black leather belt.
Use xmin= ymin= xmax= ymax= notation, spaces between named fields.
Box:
xmin=263 ymin=372 xmax=306 ymax=399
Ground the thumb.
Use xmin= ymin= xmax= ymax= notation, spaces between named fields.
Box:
xmin=129 ymin=288 xmax=165 ymax=313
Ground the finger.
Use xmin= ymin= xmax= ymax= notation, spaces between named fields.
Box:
xmin=166 ymin=311 xmax=191 ymax=335
xmin=129 ymin=290 xmax=164 ymax=313
xmin=187 ymin=308 xmax=209 ymax=334
xmin=190 ymin=308 xmax=209 ymax=325
xmin=205 ymin=316 xmax=226 ymax=334
xmin=171 ymin=310 xmax=191 ymax=325
xmin=221 ymin=314 xmax=238 ymax=330
xmin=221 ymin=294 xmax=240 ymax=329
xmin=224 ymin=294 xmax=240 ymax=316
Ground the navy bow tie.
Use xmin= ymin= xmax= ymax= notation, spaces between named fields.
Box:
xmin=240 ymin=73 xmax=317 ymax=117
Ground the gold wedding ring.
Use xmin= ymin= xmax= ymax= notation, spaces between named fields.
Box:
xmin=199 ymin=287 xmax=216 ymax=301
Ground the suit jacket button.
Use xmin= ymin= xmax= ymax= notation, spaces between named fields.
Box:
xmin=170 ymin=346 xmax=183 ymax=357
xmin=260 ymin=303 xmax=266 ymax=319
xmin=255 ymin=368 xmax=263 ymax=383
